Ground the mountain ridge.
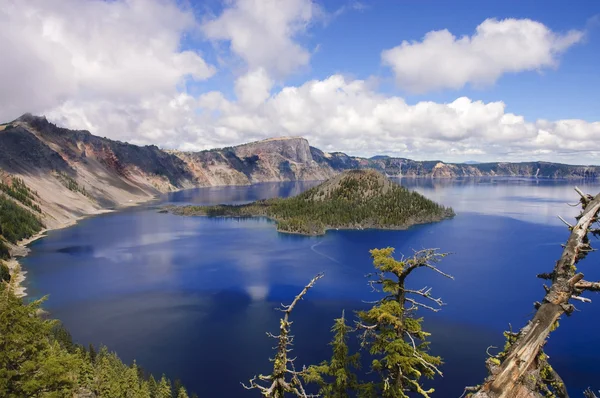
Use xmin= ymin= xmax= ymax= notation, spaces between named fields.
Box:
xmin=0 ymin=113 xmax=598 ymax=231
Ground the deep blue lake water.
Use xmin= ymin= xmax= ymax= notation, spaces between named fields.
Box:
xmin=21 ymin=177 xmax=600 ymax=397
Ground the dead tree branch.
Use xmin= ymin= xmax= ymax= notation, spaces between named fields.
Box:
xmin=242 ymin=273 xmax=324 ymax=397
xmin=468 ymin=189 xmax=600 ymax=398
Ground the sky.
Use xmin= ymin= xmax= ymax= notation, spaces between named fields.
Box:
xmin=1 ymin=0 xmax=599 ymax=164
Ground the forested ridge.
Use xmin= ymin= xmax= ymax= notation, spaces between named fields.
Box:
xmin=170 ymin=170 xmax=455 ymax=235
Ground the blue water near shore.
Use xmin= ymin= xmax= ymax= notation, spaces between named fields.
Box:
xmin=21 ymin=178 xmax=600 ymax=397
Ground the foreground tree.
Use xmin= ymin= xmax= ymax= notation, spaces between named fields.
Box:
xmin=357 ymin=247 xmax=451 ymax=398
xmin=467 ymin=188 xmax=600 ymax=398
xmin=0 ymin=277 xmax=78 ymax=397
xmin=244 ymin=273 xmax=324 ymax=397
xmin=303 ymin=311 xmax=360 ymax=397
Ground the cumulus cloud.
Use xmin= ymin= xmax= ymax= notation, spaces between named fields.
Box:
xmin=0 ymin=0 xmax=215 ymax=122
xmin=0 ymin=1 xmax=597 ymax=164
xmin=382 ymin=18 xmax=584 ymax=93
xmin=202 ymin=0 xmax=321 ymax=78
xmin=187 ymin=74 xmax=600 ymax=163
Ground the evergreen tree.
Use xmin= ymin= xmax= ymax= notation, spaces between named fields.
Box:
xmin=157 ymin=374 xmax=173 ymax=398
xmin=0 ymin=283 xmax=78 ymax=397
xmin=124 ymin=361 xmax=141 ymax=397
xmin=76 ymin=347 xmax=95 ymax=391
xmin=304 ymin=311 xmax=360 ymax=397
xmin=0 ymin=261 xmax=10 ymax=282
xmin=177 ymin=386 xmax=190 ymax=398
xmin=89 ymin=343 xmax=97 ymax=364
xmin=356 ymin=248 xmax=451 ymax=398
xmin=173 ymin=378 xmax=183 ymax=398
xmin=0 ymin=270 xmax=191 ymax=398
xmin=148 ymin=375 xmax=158 ymax=397
xmin=139 ymin=380 xmax=152 ymax=398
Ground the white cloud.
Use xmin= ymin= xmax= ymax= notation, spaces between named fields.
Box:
xmin=202 ymin=0 xmax=321 ymax=78
xmin=0 ymin=0 xmax=215 ymax=122
xmin=0 ymin=2 xmax=597 ymax=165
xmin=187 ymin=74 xmax=600 ymax=163
xmin=45 ymin=73 xmax=600 ymax=164
xmin=234 ymin=68 xmax=274 ymax=108
xmin=382 ymin=18 xmax=584 ymax=93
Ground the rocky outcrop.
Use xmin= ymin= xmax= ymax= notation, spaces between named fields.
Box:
xmin=171 ymin=137 xmax=337 ymax=186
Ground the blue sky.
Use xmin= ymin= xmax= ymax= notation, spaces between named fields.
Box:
xmin=2 ymin=0 xmax=599 ymax=163
xmin=191 ymin=0 xmax=600 ymax=121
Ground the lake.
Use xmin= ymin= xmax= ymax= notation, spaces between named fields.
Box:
xmin=21 ymin=177 xmax=600 ymax=397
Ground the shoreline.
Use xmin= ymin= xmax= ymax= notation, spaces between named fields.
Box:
xmin=9 ymin=199 xmax=157 ymax=298
xmin=166 ymin=210 xmax=455 ymax=237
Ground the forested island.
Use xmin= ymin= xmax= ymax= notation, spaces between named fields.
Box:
xmin=168 ymin=169 xmax=455 ymax=235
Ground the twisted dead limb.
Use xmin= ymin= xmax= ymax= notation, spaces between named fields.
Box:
xmin=242 ymin=273 xmax=324 ymax=397
xmin=468 ymin=189 xmax=600 ymax=398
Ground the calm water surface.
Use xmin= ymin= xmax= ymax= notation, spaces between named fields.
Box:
xmin=22 ymin=178 xmax=600 ymax=397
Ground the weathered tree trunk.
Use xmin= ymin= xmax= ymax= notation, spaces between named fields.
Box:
xmin=470 ymin=190 xmax=600 ymax=398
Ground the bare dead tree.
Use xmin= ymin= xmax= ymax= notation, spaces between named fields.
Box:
xmin=466 ymin=188 xmax=600 ymax=398
xmin=584 ymin=388 xmax=599 ymax=398
xmin=243 ymin=273 xmax=324 ymax=397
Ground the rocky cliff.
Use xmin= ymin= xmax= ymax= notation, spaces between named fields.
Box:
xmin=0 ymin=113 xmax=598 ymax=230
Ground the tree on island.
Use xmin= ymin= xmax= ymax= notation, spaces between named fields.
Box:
xmin=466 ymin=188 xmax=600 ymax=398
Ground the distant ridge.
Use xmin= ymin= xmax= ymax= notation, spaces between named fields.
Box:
xmin=0 ymin=113 xmax=598 ymax=231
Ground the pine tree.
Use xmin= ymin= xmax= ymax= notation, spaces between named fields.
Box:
xmin=356 ymin=248 xmax=451 ymax=398
xmin=89 ymin=343 xmax=97 ymax=364
xmin=138 ymin=380 xmax=152 ymax=398
xmin=304 ymin=311 xmax=360 ymax=397
xmin=0 ymin=283 xmax=78 ymax=397
xmin=148 ymin=375 xmax=158 ymax=397
xmin=157 ymin=374 xmax=173 ymax=398
xmin=177 ymin=386 xmax=190 ymax=398
xmin=76 ymin=347 xmax=95 ymax=392
xmin=124 ymin=361 xmax=141 ymax=397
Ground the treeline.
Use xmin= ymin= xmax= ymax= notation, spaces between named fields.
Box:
xmin=0 ymin=182 xmax=45 ymax=283
xmin=0 ymin=177 xmax=41 ymax=213
xmin=173 ymin=170 xmax=454 ymax=235
xmin=0 ymin=279 xmax=196 ymax=398
xmin=0 ymin=194 xmax=44 ymax=244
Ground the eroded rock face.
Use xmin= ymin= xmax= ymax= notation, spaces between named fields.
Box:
xmin=172 ymin=137 xmax=338 ymax=185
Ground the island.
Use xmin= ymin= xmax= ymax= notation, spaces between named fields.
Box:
xmin=167 ymin=169 xmax=455 ymax=236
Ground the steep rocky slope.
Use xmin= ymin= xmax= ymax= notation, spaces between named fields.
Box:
xmin=0 ymin=114 xmax=196 ymax=229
